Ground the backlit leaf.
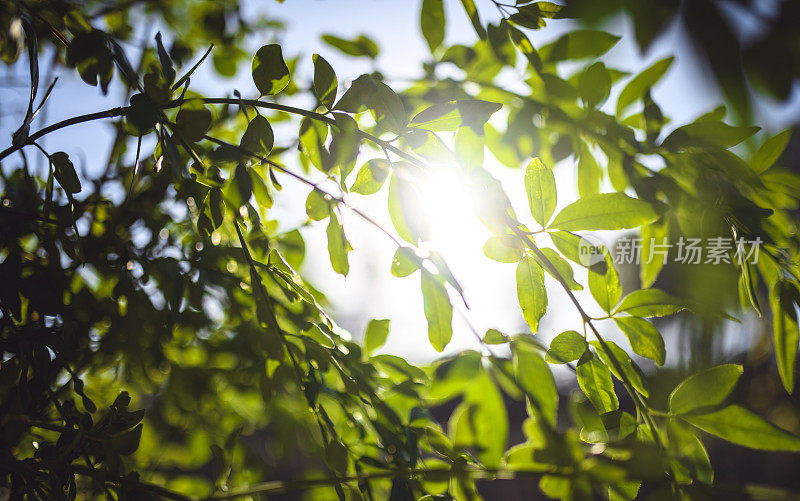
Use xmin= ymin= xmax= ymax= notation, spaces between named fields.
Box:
xmin=591 ymin=340 xmax=649 ymax=398
xmin=421 ymin=270 xmax=453 ymax=352
xmin=409 ymin=100 xmax=501 ymax=133
xmin=524 ymin=158 xmax=556 ymax=227
xmin=421 ymin=0 xmax=445 ymax=53
xmin=577 ymin=352 xmax=618 ymax=414
xmin=588 ymin=253 xmax=621 ymax=313
xmin=312 ymin=54 xmax=337 ymax=109
xmin=669 ymin=364 xmax=743 ymax=415
xmin=252 ymin=44 xmax=290 ymax=96
xmin=388 ymin=167 xmax=430 ymax=244
xmin=534 ymin=248 xmax=582 ymax=290
xmin=770 ymin=280 xmax=800 ymax=393
xmin=240 ymin=115 xmax=274 ymax=156
xmin=546 ymin=330 xmax=586 ymax=364
xmin=539 ymin=30 xmax=620 ymax=63
xmin=322 ymin=34 xmax=379 ymax=59
xmin=391 ymin=247 xmax=420 ymax=277
xmin=614 ymin=289 xmax=685 ymax=318
xmin=459 ymin=0 xmax=487 ymax=40
xmin=327 ymin=210 xmax=351 ymax=276
xmin=516 ymin=256 xmax=547 ymax=333
xmin=551 ymin=193 xmax=661 ymax=231
xmin=364 ymin=319 xmax=390 ymax=356
xmin=484 ymin=235 xmax=523 ymax=263
xmin=616 ymin=57 xmax=674 ymax=117
xmin=751 ymin=129 xmax=791 ymax=173
xmin=513 ymin=341 xmax=558 ymax=425
xmin=613 ymin=316 xmax=666 ymax=366
xmin=351 ymin=159 xmax=390 ymax=195
xmin=661 ymin=121 xmax=760 ymax=150
xmin=684 ymin=406 xmax=800 ymax=451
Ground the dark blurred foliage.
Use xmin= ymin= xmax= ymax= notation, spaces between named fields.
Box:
xmin=565 ymin=0 xmax=800 ymax=123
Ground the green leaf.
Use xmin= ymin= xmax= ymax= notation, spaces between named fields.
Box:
xmin=305 ymin=189 xmax=329 ymax=221
xmin=539 ymin=30 xmax=620 ymax=63
xmin=487 ymin=21 xmax=516 ymax=66
xmin=391 ymin=247 xmax=420 ymax=277
xmin=409 ymin=100 xmax=502 ymax=133
xmin=484 ymin=328 xmax=509 ymax=345
xmin=252 ymin=44 xmax=290 ymax=96
xmin=534 ymin=248 xmax=582 ymax=291
xmin=459 ymin=0 xmax=487 ymax=40
xmin=369 ymin=80 xmax=407 ymax=134
xmin=739 ymin=260 xmax=761 ymax=317
xmin=483 ymin=235 xmax=524 ymax=263
xmin=666 ymin=421 xmax=713 ymax=484
xmin=616 ymin=57 xmax=674 ymax=117
xmin=250 ymin=170 xmax=273 ymax=210
xmin=516 ymin=256 xmax=547 ymax=333
xmin=421 ymin=270 xmax=453 ymax=352
xmin=459 ymin=372 xmax=509 ymax=467
xmin=328 ymin=113 xmax=360 ymax=178
xmin=455 ymin=126 xmax=484 ymax=170
xmin=225 ymin=163 xmax=252 ymax=208
xmin=661 ymin=121 xmax=760 ymax=150
xmin=669 ymin=364 xmax=743 ymax=415
xmin=175 ymin=106 xmax=212 ymax=143
xmin=51 ymin=152 xmax=81 ymax=193
xmin=524 ymin=158 xmax=556 ymax=227
xmin=684 ymin=405 xmax=800 ymax=451
xmin=614 ymin=289 xmax=685 ymax=318
xmin=333 ymin=75 xmax=406 ymax=133
xmin=577 ymin=352 xmax=618 ymax=414
xmin=508 ymin=2 xmax=563 ymax=29
xmin=613 ymin=316 xmax=666 ymax=366
xmin=546 ymin=330 xmax=586 ymax=364
xmin=588 ymin=253 xmax=621 ymax=313
xmin=312 ymin=54 xmax=337 ymax=109
xmin=388 ymin=168 xmax=429 ymax=244
xmin=550 ymin=231 xmax=592 ymax=266
xmin=364 ymin=319 xmax=390 ymax=356
xmin=421 ymin=0 xmax=445 ymax=53
xmin=240 ymin=115 xmax=274 ymax=156
xmin=155 ymin=32 xmax=175 ymax=84
xmin=513 ymin=341 xmax=558 ymax=425
xmin=751 ymin=129 xmax=791 ymax=173
xmin=321 ymin=34 xmax=379 ymax=59
xmin=640 ymin=218 xmax=668 ymax=288
xmin=576 ymin=148 xmax=601 ymax=198
xmin=325 ymin=440 xmax=348 ymax=475
xmin=590 ymin=340 xmax=649 ymax=398
xmin=303 ymin=323 xmax=334 ymax=348
xmin=298 ymin=117 xmax=328 ymax=171
xmin=578 ymin=62 xmax=611 ymax=109
xmin=550 ymin=193 xmax=661 ymax=231
xmin=507 ymin=23 xmax=543 ymax=71
xmin=351 ymin=159 xmax=390 ymax=195
xmin=770 ymin=280 xmax=800 ymax=393
xmin=326 ymin=211 xmax=351 ymax=276
xmin=114 ymin=424 xmax=143 ymax=456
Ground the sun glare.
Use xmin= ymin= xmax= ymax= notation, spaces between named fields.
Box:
xmin=418 ymin=168 xmax=491 ymax=255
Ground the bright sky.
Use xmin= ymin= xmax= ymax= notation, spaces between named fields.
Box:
xmin=1 ymin=0 xmax=797 ymax=365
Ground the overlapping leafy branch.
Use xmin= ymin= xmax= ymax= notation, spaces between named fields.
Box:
xmin=1 ymin=0 xmax=800 ymax=500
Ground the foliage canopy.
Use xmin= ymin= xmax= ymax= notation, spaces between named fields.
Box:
xmin=1 ymin=0 xmax=799 ymax=499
